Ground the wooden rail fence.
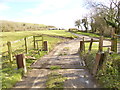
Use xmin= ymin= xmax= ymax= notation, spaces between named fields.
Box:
xmin=80 ymin=35 xmax=119 ymax=75
xmin=80 ymin=36 xmax=104 ymax=53
xmin=1 ymin=35 xmax=47 ymax=63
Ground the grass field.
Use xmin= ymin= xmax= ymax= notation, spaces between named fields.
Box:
xmin=84 ymin=42 xmax=108 ymax=52
xmin=1 ymin=30 xmax=77 ymax=55
xmin=71 ymin=31 xmax=110 ymax=39
xmin=0 ymin=30 xmax=77 ymax=44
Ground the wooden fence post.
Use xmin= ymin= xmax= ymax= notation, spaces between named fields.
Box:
xmin=99 ymin=36 xmax=103 ymax=52
xmin=33 ymin=36 xmax=36 ymax=49
xmin=79 ymin=37 xmax=85 ymax=52
xmin=24 ymin=37 xmax=28 ymax=54
xmin=16 ymin=54 xmax=27 ymax=73
xmin=82 ymin=37 xmax=85 ymax=52
xmin=43 ymin=41 xmax=48 ymax=51
xmin=80 ymin=41 xmax=84 ymax=52
xmin=111 ymin=38 xmax=114 ymax=51
xmin=89 ymin=38 xmax=93 ymax=52
xmin=36 ymin=41 xmax=39 ymax=50
xmin=93 ymin=52 xmax=105 ymax=75
xmin=93 ymin=53 xmax=101 ymax=75
xmin=7 ymin=41 xmax=13 ymax=62
xmin=42 ymin=35 xmax=44 ymax=50
xmin=114 ymin=35 xmax=117 ymax=52
xmin=111 ymin=35 xmax=117 ymax=52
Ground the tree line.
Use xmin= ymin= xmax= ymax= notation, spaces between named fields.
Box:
xmin=75 ymin=0 xmax=120 ymax=36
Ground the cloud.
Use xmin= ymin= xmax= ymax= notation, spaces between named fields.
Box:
xmin=0 ymin=3 xmax=10 ymax=11
xmin=0 ymin=16 xmax=8 ymax=20
xmin=1 ymin=0 xmax=89 ymax=28
xmin=10 ymin=5 xmax=89 ymax=29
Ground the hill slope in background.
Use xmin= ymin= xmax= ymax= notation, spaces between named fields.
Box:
xmin=0 ymin=20 xmax=55 ymax=32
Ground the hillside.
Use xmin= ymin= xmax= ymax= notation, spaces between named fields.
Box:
xmin=0 ymin=20 xmax=55 ymax=32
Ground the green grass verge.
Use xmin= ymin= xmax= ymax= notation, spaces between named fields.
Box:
xmin=46 ymin=72 xmax=67 ymax=89
xmin=97 ymin=53 xmax=120 ymax=89
xmin=50 ymin=66 xmax=61 ymax=70
xmin=0 ymin=30 xmax=77 ymax=45
xmin=71 ymin=31 xmax=110 ymax=39
xmin=2 ymin=68 xmax=23 ymax=89
xmin=80 ymin=45 xmax=120 ymax=89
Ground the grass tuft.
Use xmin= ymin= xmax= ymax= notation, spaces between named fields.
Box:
xmin=46 ymin=72 xmax=67 ymax=89
xmin=50 ymin=66 xmax=61 ymax=70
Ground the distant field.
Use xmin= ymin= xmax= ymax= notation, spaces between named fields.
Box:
xmin=0 ymin=30 xmax=77 ymax=45
xmin=71 ymin=31 xmax=110 ymax=39
xmin=0 ymin=20 xmax=54 ymax=32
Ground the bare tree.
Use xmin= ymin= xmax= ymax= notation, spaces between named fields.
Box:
xmin=86 ymin=0 xmax=120 ymax=34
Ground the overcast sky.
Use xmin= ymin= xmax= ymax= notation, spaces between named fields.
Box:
xmin=0 ymin=0 xmax=108 ymax=29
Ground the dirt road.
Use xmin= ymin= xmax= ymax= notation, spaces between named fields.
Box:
xmin=13 ymin=33 xmax=111 ymax=89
